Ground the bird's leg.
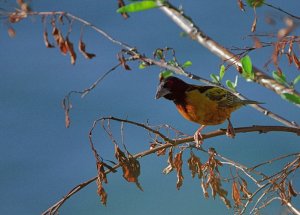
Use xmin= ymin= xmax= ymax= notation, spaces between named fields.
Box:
xmin=226 ymin=118 xmax=235 ymax=138
xmin=194 ymin=125 xmax=206 ymax=147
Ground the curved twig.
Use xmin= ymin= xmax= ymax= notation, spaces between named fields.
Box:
xmin=41 ymin=119 xmax=300 ymax=215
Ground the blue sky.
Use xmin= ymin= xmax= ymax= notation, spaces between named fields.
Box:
xmin=1 ymin=1 xmax=300 ymax=214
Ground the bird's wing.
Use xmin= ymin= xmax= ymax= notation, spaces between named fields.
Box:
xmin=191 ymin=85 xmax=240 ymax=108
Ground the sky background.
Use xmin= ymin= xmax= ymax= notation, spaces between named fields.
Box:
xmin=1 ymin=1 xmax=300 ymax=214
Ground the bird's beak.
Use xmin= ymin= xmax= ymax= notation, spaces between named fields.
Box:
xmin=155 ymin=83 xmax=170 ymax=99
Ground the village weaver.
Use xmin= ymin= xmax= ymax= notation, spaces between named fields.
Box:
xmin=155 ymin=75 xmax=261 ymax=144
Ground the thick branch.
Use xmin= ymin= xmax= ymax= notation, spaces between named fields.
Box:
xmin=158 ymin=1 xmax=300 ymax=108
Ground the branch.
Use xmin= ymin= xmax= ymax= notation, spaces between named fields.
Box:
xmin=41 ymin=119 xmax=300 ymax=215
xmin=158 ymin=1 xmax=300 ymax=108
xmin=16 ymin=10 xmax=298 ymax=128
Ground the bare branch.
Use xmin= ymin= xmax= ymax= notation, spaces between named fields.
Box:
xmin=42 ymin=117 xmax=300 ymax=215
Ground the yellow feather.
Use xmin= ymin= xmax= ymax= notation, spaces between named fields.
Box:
xmin=176 ymin=88 xmax=240 ymax=125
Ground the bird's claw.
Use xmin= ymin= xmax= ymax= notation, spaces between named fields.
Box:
xmin=226 ymin=119 xmax=236 ymax=138
xmin=194 ymin=132 xmax=203 ymax=148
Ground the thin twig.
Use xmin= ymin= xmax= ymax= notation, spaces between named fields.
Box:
xmin=158 ymin=1 xmax=300 ymax=108
xmin=263 ymin=2 xmax=300 ymax=20
xmin=42 ymin=118 xmax=300 ymax=215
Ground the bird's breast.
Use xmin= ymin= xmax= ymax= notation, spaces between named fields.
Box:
xmin=175 ymin=89 xmax=235 ymax=125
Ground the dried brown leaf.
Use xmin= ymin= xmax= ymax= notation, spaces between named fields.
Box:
xmin=65 ymin=110 xmax=70 ymax=128
xmin=252 ymin=36 xmax=262 ymax=48
xmin=187 ymin=151 xmax=203 ymax=179
xmin=65 ymin=36 xmax=77 ymax=65
xmin=232 ymin=181 xmax=241 ymax=206
xmin=118 ymin=0 xmax=129 ymax=19
xmin=278 ymin=28 xmax=291 ymax=40
xmin=240 ymin=177 xmax=252 ymax=199
xmin=201 ymin=181 xmax=209 ymax=199
xmin=272 ymin=42 xmax=280 ymax=67
xmin=174 ymin=151 xmax=184 ymax=190
xmin=288 ymin=181 xmax=297 ymax=197
xmin=9 ymin=12 xmax=25 ymax=23
xmin=78 ymin=39 xmax=96 ymax=59
xmin=237 ymin=0 xmax=245 ymax=11
xmin=115 ymin=145 xmax=143 ymax=190
xmin=163 ymin=148 xmax=174 ymax=174
xmin=7 ymin=27 xmax=16 ymax=38
xmin=292 ymin=53 xmax=300 ymax=69
xmin=43 ymin=31 xmax=55 ymax=48
xmin=96 ymin=178 xmax=107 ymax=205
xmin=265 ymin=16 xmax=276 ymax=25
xmin=52 ymin=27 xmax=68 ymax=55
xmin=251 ymin=15 xmax=257 ymax=33
xmin=97 ymin=161 xmax=108 ymax=184
xmin=286 ymin=53 xmax=293 ymax=65
xmin=118 ymin=54 xmax=131 ymax=70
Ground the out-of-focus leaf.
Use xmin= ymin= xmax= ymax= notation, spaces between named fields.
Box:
xmin=293 ymin=75 xmax=300 ymax=86
xmin=210 ymin=74 xmax=220 ymax=84
xmin=272 ymin=71 xmax=287 ymax=85
xmin=246 ymin=0 xmax=264 ymax=8
xmin=182 ymin=60 xmax=192 ymax=68
xmin=7 ymin=27 xmax=16 ymax=38
xmin=281 ymin=93 xmax=300 ymax=104
xmin=138 ymin=62 xmax=148 ymax=69
xmin=292 ymin=53 xmax=300 ymax=69
xmin=117 ymin=1 xmax=158 ymax=13
xmin=226 ymin=80 xmax=236 ymax=92
xmin=159 ymin=70 xmax=173 ymax=80
xmin=9 ymin=12 xmax=26 ymax=23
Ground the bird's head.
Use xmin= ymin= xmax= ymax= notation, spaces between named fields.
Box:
xmin=155 ymin=76 xmax=188 ymax=101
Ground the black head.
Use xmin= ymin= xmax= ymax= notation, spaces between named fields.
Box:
xmin=155 ymin=76 xmax=189 ymax=101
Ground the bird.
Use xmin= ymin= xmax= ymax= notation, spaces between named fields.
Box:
xmin=155 ymin=75 xmax=262 ymax=145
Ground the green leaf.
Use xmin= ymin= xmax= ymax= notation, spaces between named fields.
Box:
xmin=234 ymin=75 xmax=238 ymax=87
xmin=138 ymin=62 xmax=147 ymax=69
xmin=117 ymin=1 xmax=158 ymax=13
xmin=159 ymin=70 xmax=173 ymax=80
xmin=281 ymin=93 xmax=300 ymax=104
xmin=182 ymin=60 xmax=192 ymax=68
xmin=219 ymin=65 xmax=225 ymax=81
xmin=293 ymin=75 xmax=300 ymax=86
xmin=226 ymin=80 xmax=236 ymax=92
xmin=240 ymin=55 xmax=254 ymax=81
xmin=210 ymin=74 xmax=220 ymax=84
xmin=246 ymin=0 xmax=264 ymax=8
xmin=272 ymin=71 xmax=287 ymax=85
